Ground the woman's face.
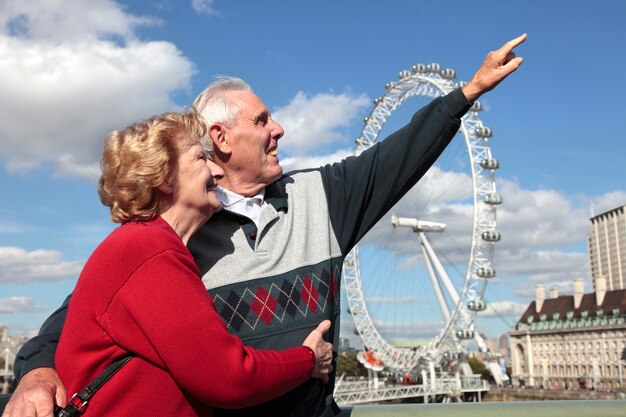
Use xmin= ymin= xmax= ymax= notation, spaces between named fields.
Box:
xmin=171 ymin=141 xmax=223 ymax=220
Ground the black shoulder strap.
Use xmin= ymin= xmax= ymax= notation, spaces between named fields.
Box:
xmin=57 ymin=354 xmax=132 ymax=417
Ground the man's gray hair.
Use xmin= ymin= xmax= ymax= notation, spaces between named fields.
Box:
xmin=192 ymin=76 xmax=254 ymax=128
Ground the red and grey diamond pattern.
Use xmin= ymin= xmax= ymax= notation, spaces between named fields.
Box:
xmin=211 ymin=266 xmax=340 ymax=333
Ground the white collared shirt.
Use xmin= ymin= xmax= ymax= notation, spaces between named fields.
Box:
xmin=216 ymin=186 xmax=265 ymax=228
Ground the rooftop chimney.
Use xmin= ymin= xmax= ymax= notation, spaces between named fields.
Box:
xmin=574 ymin=278 xmax=584 ymax=309
xmin=550 ymin=287 xmax=559 ymax=299
xmin=535 ymin=284 xmax=545 ymax=313
xmin=595 ymin=275 xmax=607 ymax=306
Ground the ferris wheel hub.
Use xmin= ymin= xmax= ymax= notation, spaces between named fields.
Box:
xmin=391 ymin=215 xmax=446 ymax=233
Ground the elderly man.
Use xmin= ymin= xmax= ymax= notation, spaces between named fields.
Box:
xmin=3 ymin=34 xmax=525 ymax=417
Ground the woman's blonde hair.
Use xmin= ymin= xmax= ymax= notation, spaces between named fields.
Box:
xmin=98 ymin=110 xmax=210 ymax=223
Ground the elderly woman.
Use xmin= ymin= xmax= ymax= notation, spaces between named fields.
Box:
xmin=54 ymin=111 xmax=332 ymax=416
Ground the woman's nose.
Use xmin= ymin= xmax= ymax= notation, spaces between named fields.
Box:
xmin=207 ymin=160 xmax=225 ymax=178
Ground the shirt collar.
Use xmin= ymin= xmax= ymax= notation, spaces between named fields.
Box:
xmin=216 ymin=186 xmax=265 ymax=229
xmin=216 ymin=185 xmax=265 ymax=208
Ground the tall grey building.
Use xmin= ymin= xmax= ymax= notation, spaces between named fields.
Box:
xmin=588 ymin=204 xmax=626 ymax=291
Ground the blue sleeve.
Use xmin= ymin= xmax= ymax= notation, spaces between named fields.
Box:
xmin=320 ymin=88 xmax=472 ymax=253
xmin=13 ymin=294 xmax=71 ymax=381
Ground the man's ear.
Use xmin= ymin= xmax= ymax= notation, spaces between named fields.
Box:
xmin=209 ymin=124 xmax=231 ymax=155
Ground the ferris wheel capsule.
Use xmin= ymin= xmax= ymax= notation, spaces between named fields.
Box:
xmin=467 ymin=300 xmax=487 ymax=312
xmin=475 ymin=127 xmax=493 ymax=138
xmin=476 ymin=266 xmax=496 ymax=278
xmin=480 ymin=158 xmax=499 ymax=170
xmin=439 ymin=68 xmax=456 ymax=79
xmin=426 ymin=63 xmax=440 ymax=73
xmin=385 ymin=82 xmax=394 ymax=90
xmin=483 ymin=193 xmax=502 ymax=205
xmin=456 ymin=329 xmax=475 ymax=340
xmin=374 ymin=97 xmax=383 ymax=105
xmin=398 ymin=70 xmax=411 ymax=79
xmin=411 ymin=64 xmax=426 ymax=73
xmin=481 ymin=230 xmax=501 ymax=242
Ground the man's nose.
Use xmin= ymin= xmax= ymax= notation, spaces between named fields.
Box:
xmin=271 ymin=119 xmax=284 ymax=141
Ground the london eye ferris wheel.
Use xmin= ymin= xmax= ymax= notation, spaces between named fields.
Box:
xmin=343 ymin=63 xmax=501 ymax=373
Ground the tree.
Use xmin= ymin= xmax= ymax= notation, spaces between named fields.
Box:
xmin=336 ymin=352 xmax=368 ymax=377
xmin=468 ymin=356 xmax=490 ymax=379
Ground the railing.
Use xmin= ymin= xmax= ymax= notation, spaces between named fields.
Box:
xmin=334 ymin=375 xmax=488 ymax=406
xmin=337 ymin=400 xmax=625 ymax=416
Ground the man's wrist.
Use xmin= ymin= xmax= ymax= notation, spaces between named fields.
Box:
xmin=14 ymin=352 xmax=57 ymax=382
xmin=461 ymin=82 xmax=481 ymax=103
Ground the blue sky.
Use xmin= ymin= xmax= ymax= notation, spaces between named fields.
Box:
xmin=1 ymin=0 xmax=625 ymax=347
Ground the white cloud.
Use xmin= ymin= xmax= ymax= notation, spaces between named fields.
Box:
xmin=0 ymin=296 xmax=43 ymax=313
xmin=496 ymin=179 xmax=590 ymax=250
xmin=0 ymin=0 xmax=195 ymax=179
xmin=273 ymin=91 xmax=370 ymax=155
xmin=191 ymin=0 xmax=219 ymax=16
xmin=591 ymin=191 xmax=626 ymax=216
xmin=481 ymin=300 xmax=528 ymax=319
xmin=275 ymin=90 xmax=372 ymax=170
xmin=0 ymin=0 xmax=157 ymax=42
xmin=495 ymin=249 xmax=588 ymax=283
xmin=0 ymin=246 xmax=83 ymax=283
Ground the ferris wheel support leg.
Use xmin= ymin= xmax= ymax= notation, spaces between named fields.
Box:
xmin=429 ymin=360 xmax=437 ymax=392
xmin=472 ymin=326 xmax=489 ymax=354
xmin=419 ymin=234 xmax=451 ymax=322
xmin=367 ymin=369 xmax=380 ymax=390
xmin=419 ymin=232 xmax=460 ymax=305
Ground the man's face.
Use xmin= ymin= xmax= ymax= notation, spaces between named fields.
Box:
xmin=221 ymin=90 xmax=284 ymax=193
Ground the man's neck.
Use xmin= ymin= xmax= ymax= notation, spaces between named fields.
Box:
xmin=217 ymin=186 xmax=265 ymax=204
xmin=217 ymin=179 xmax=265 ymax=198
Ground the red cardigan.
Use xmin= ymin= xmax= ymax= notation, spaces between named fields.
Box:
xmin=56 ymin=216 xmax=314 ymax=416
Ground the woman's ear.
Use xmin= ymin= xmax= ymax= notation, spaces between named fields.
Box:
xmin=157 ymin=183 xmax=173 ymax=195
xmin=209 ymin=124 xmax=231 ymax=155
